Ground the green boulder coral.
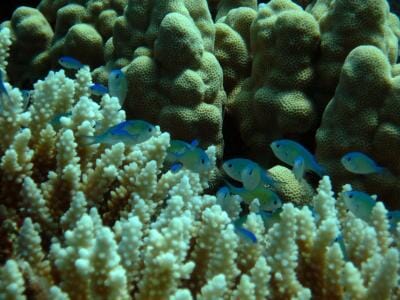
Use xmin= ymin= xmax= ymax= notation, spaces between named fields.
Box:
xmin=316 ymin=45 xmax=400 ymax=209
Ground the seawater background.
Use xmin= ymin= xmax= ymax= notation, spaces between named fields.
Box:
xmin=0 ymin=0 xmax=40 ymax=22
xmin=389 ymin=0 xmax=400 ymax=16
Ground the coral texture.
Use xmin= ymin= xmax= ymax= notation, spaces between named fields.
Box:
xmin=225 ymin=0 xmax=320 ymax=164
xmin=3 ymin=0 xmax=126 ymax=87
xmin=316 ymin=45 xmax=400 ymax=208
xmin=0 ymin=39 xmax=398 ymax=298
xmin=0 ymin=1 xmax=400 ymax=298
xmin=98 ymin=0 xmax=226 ymax=158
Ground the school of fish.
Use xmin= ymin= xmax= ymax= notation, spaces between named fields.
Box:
xmin=0 ymin=55 xmax=398 ymax=245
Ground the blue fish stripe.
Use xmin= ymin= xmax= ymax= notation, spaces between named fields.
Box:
xmin=235 ymin=226 xmax=257 ymax=243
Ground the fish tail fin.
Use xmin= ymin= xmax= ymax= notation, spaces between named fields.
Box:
xmin=234 ymin=225 xmax=257 ymax=244
xmin=80 ymin=135 xmax=97 ymax=145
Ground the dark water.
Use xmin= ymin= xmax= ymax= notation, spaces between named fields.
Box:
xmin=0 ymin=0 xmax=40 ymax=22
xmin=388 ymin=0 xmax=400 ymax=16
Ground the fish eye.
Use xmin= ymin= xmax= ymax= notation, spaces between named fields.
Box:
xmin=276 ymin=144 xmax=280 ymax=148
xmin=201 ymin=158 xmax=205 ymax=164
xmin=349 ymin=194 xmax=353 ymax=198
xmin=273 ymin=200 xmax=277 ymax=205
xmin=148 ymin=128 xmax=152 ymax=132
xmin=388 ymin=215 xmax=393 ymax=220
xmin=347 ymin=157 xmax=351 ymax=161
xmin=228 ymin=163 xmax=232 ymax=168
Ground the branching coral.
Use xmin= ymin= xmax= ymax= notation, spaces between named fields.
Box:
xmin=0 ymin=56 xmax=399 ymax=298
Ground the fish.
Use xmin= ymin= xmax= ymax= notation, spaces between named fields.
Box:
xmin=108 ymin=69 xmax=128 ymax=106
xmin=241 ymin=162 xmax=278 ymax=190
xmin=234 ymin=224 xmax=257 ymax=244
xmin=222 ymin=158 xmax=277 ymax=190
xmin=21 ymin=90 xmax=33 ymax=110
xmin=306 ymin=205 xmax=321 ymax=223
xmin=293 ymin=156 xmax=305 ymax=181
xmin=50 ymin=111 xmax=72 ymax=129
xmin=258 ymin=208 xmax=282 ymax=229
xmin=225 ymin=181 xmax=282 ymax=211
xmin=58 ymin=56 xmax=84 ymax=70
xmin=223 ymin=158 xmax=254 ymax=181
xmin=81 ymin=120 xmax=156 ymax=145
xmin=0 ymin=69 xmax=9 ymax=112
xmin=216 ymin=186 xmax=230 ymax=203
xmin=216 ymin=186 xmax=232 ymax=212
xmin=270 ymin=139 xmax=326 ymax=177
xmin=342 ymin=190 xmax=376 ymax=222
xmin=341 ymin=152 xmax=385 ymax=174
xmin=170 ymin=147 xmax=211 ymax=173
xmin=90 ymin=83 xmax=108 ymax=96
xmin=166 ymin=139 xmax=199 ymax=162
xmin=0 ymin=68 xmax=9 ymax=98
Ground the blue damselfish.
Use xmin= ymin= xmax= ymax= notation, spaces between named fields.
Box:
xmin=81 ymin=120 xmax=156 ymax=145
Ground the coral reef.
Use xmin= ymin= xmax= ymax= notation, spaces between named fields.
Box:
xmin=316 ymin=45 xmax=400 ymax=209
xmin=1 ymin=0 xmax=227 ymax=160
xmin=2 ymin=0 xmax=126 ymax=87
xmin=225 ymin=0 xmax=320 ymax=164
xmin=98 ymin=0 xmax=226 ymax=158
xmin=0 ymin=0 xmax=400 ymax=298
xmin=221 ymin=0 xmax=399 ymax=163
xmin=308 ymin=0 xmax=399 ymax=107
